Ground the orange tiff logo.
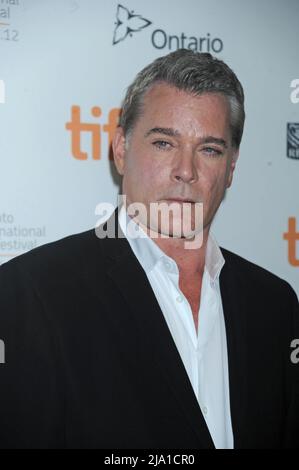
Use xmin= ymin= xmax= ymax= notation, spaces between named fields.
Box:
xmin=65 ymin=106 xmax=121 ymax=160
xmin=283 ymin=217 xmax=299 ymax=267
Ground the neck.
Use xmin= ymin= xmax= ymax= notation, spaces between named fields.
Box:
xmin=124 ymin=211 xmax=210 ymax=275
xmin=152 ymin=226 xmax=210 ymax=275
xmin=121 ymin=200 xmax=210 ymax=275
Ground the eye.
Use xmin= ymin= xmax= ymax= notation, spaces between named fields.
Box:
xmin=152 ymin=140 xmax=172 ymax=150
xmin=202 ymin=147 xmax=223 ymax=157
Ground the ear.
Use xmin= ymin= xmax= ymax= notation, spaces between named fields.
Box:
xmin=112 ymin=126 xmax=126 ymax=176
xmin=226 ymin=149 xmax=239 ymax=188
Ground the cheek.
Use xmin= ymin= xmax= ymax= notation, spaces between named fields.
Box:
xmin=124 ymin=150 xmax=163 ymax=196
xmin=201 ymin=165 xmax=228 ymax=201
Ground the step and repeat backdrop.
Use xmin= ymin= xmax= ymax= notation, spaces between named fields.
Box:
xmin=0 ymin=0 xmax=298 ymax=295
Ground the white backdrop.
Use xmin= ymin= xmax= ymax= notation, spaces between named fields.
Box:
xmin=0 ymin=0 xmax=298 ymax=296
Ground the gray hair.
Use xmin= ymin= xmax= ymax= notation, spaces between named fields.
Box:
xmin=120 ymin=49 xmax=245 ymax=149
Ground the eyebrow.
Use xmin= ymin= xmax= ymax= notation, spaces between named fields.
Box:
xmin=144 ymin=127 xmax=180 ymax=138
xmin=144 ymin=127 xmax=228 ymax=148
xmin=199 ymin=136 xmax=228 ymax=149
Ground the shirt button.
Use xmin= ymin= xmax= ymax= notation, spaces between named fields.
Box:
xmin=202 ymin=406 xmax=208 ymax=415
xmin=164 ymin=260 xmax=171 ymax=270
xmin=176 ymin=295 xmax=183 ymax=303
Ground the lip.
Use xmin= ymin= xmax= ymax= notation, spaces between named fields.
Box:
xmin=164 ymin=198 xmax=195 ymax=203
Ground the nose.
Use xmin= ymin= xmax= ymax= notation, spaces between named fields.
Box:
xmin=170 ymin=148 xmax=198 ymax=184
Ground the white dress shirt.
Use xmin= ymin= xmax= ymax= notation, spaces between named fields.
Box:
xmin=118 ymin=204 xmax=234 ymax=449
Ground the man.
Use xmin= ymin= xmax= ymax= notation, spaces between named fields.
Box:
xmin=0 ymin=50 xmax=298 ymax=449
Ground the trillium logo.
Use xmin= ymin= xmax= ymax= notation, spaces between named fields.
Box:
xmin=113 ymin=4 xmax=152 ymax=45
xmin=112 ymin=4 xmax=224 ymax=52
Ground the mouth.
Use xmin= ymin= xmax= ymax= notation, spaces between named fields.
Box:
xmin=163 ymin=198 xmax=196 ymax=203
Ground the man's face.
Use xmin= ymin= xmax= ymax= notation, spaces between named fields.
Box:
xmin=113 ymin=83 xmax=239 ymax=238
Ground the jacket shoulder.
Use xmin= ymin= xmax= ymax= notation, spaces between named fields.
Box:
xmin=0 ymin=229 xmax=101 ymax=282
xmin=220 ymin=247 xmax=297 ymax=298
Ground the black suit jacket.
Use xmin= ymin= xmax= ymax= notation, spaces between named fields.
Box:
xmin=0 ymin=209 xmax=298 ymax=449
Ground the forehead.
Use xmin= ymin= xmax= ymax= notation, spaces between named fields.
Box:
xmin=137 ymin=83 xmax=231 ymax=135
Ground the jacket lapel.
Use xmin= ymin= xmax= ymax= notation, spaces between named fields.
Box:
xmin=101 ymin=208 xmax=215 ymax=449
xmin=219 ymin=250 xmax=248 ymax=449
